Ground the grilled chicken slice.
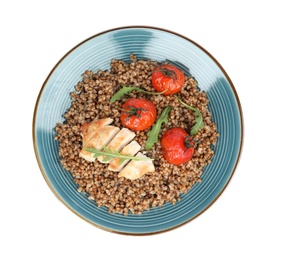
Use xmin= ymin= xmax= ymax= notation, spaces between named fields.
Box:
xmin=79 ymin=125 xmax=120 ymax=162
xmin=98 ymin=128 xmax=135 ymax=163
xmin=108 ymin=141 xmax=141 ymax=172
xmin=118 ymin=152 xmax=155 ymax=180
xmin=80 ymin=118 xmax=113 ymax=146
xmin=79 ymin=119 xmax=155 ymax=176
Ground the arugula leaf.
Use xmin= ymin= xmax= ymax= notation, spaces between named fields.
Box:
xmin=145 ymin=106 xmax=172 ymax=150
xmin=84 ymin=146 xmax=153 ymax=165
xmin=110 ymin=86 xmax=166 ymax=103
xmin=190 ymin=109 xmax=204 ymax=135
xmin=110 ymin=86 xmax=140 ymax=103
xmin=175 ymin=96 xmax=204 ymax=135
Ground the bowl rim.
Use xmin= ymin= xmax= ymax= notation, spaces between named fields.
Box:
xmin=32 ymin=25 xmax=244 ymax=235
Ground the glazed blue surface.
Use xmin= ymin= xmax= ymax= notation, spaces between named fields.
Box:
xmin=33 ymin=26 xmax=243 ymax=234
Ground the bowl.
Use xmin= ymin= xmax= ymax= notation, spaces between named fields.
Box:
xmin=33 ymin=26 xmax=243 ymax=235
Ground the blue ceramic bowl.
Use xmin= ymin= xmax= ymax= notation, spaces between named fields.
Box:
xmin=33 ymin=26 xmax=243 ymax=235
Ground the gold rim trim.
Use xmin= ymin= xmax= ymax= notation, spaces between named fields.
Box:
xmin=32 ymin=25 xmax=244 ymax=236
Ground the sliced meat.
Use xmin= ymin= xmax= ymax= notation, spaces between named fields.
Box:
xmin=79 ymin=148 xmax=97 ymax=162
xmin=108 ymin=141 xmax=141 ymax=172
xmin=118 ymin=152 xmax=155 ymax=180
xmin=87 ymin=125 xmax=120 ymax=149
xmin=98 ymin=128 xmax=135 ymax=163
xmin=79 ymin=125 xmax=120 ymax=162
xmin=80 ymin=118 xmax=113 ymax=145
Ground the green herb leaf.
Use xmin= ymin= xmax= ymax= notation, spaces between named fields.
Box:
xmin=175 ymin=96 xmax=204 ymax=135
xmin=84 ymin=146 xmax=154 ymax=165
xmin=145 ymin=106 xmax=172 ymax=150
xmin=110 ymin=86 xmax=140 ymax=103
xmin=110 ymin=86 xmax=167 ymax=103
xmin=190 ymin=110 xmax=204 ymax=135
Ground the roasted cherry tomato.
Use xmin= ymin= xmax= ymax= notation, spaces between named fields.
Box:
xmin=151 ymin=64 xmax=185 ymax=95
xmin=160 ymin=127 xmax=194 ymax=165
xmin=120 ymin=98 xmax=157 ymax=131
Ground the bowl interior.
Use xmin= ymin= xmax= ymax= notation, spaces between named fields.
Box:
xmin=33 ymin=26 xmax=243 ymax=235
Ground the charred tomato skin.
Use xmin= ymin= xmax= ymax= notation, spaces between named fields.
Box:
xmin=160 ymin=127 xmax=194 ymax=165
xmin=151 ymin=64 xmax=185 ymax=95
xmin=120 ymin=98 xmax=157 ymax=131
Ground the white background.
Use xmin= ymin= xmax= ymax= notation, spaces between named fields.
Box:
xmin=1 ymin=0 xmax=280 ymax=259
